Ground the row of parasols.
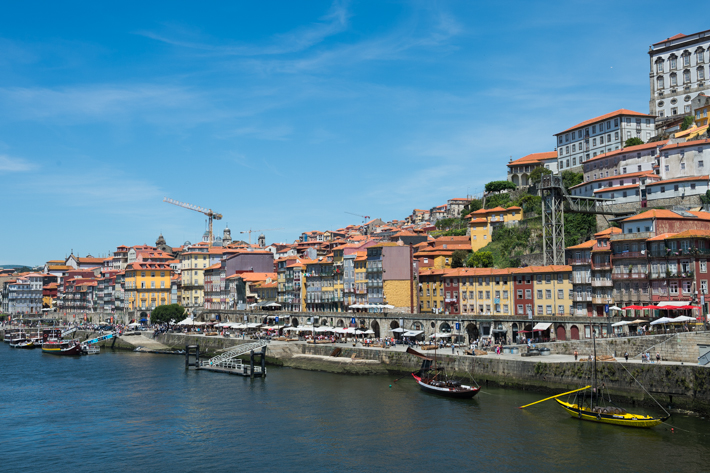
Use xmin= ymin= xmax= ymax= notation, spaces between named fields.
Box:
xmin=612 ymin=315 xmax=698 ymax=327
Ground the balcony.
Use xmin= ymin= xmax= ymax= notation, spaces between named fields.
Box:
xmin=591 ymin=279 xmax=613 ymax=287
xmin=649 ymin=272 xmax=694 ymax=280
xmin=611 ymin=272 xmax=647 ymax=280
xmin=591 ymin=261 xmax=611 ymax=270
xmin=572 ymin=293 xmax=592 ymax=302
xmin=612 ymin=290 xmax=651 ymax=302
xmin=592 ymin=296 xmax=609 ymax=304
xmin=612 ymin=251 xmax=646 ymax=259
xmin=567 ymin=258 xmax=591 ymax=265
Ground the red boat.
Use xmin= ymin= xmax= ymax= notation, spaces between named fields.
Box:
xmin=41 ymin=338 xmax=83 ymax=356
xmin=411 ymin=372 xmax=480 ymax=399
xmin=406 ymin=347 xmax=480 ymax=399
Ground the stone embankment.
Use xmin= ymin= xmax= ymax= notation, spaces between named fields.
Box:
xmin=534 ymin=331 xmax=710 ymax=363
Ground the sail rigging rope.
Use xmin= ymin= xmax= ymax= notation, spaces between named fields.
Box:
xmin=593 ymin=338 xmax=671 ymax=417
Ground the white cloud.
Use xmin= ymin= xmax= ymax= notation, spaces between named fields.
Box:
xmin=0 ymin=155 xmax=35 ymax=172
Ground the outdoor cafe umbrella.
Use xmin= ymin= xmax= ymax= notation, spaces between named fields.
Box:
xmin=650 ymin=317 xmax=673 ymax=325
xmin=670 ymin=315 xmax=696 ymax=323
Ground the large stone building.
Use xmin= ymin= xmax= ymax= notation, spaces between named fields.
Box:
xmin=507 ymin=151 xmax=557 ymax=186
xmin=555 ymin=109 xmax=656 ymax=173
xmin=650 ymin=30 xmax=710 ymax=121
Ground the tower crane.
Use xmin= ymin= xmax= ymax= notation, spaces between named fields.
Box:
xmin=344 ymin=211 xmax=370 ymax=223
xmin=240 ymin=228 xmax=284 ymax=246
xmin=163 ymin=197 xmax=222 ymax=247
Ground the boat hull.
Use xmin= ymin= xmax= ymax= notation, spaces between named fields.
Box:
xmin=10 ymin=341 xmax=35 ymax=349
xmin=555 ymin=399 xmax=668 ymax=428
xmin=42 ymin=343 xmax=83 ymax=356
xmin=412 ymin=374 xmax=479 ymax=399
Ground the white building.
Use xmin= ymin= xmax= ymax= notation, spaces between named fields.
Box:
xmin=507 ymin=151 xmax=558 ymax=186
xmin=646 ymin=176 xmax=710 ymax=203
xmin=555 ymin=109 xmax=656 ymax=172
xmin=580 ymin=141 xmax=667 ymax=185
xmin=650 ymin=30 xmax=710 ymax=120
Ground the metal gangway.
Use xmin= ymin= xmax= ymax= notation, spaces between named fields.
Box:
xmin=62 ymin=327 xmax=78 ymax=338
xmin=201 ymin=340 xmax=269 ymax=368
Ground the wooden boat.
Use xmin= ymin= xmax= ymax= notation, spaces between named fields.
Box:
xmin=9 ymin=332 xmax=29 ymax=347
xmin=554 ymin=399 xmax=668 ymax=428
xmin=520 ymin=327 xmax=669 ymax=428
xmin=11 ymin=339 xmax=36 ymax=349
xmin=41 ymin=339 xmax=83 ymax=356
xmin=407 ymin=347 xmax=480 ymax=399
xmin=4 ymin=329 xmax=19 ymax=343
xmin=411 ymin=371 xmax=480 ymax=399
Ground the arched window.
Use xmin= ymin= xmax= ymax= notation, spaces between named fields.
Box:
xmin=684 ymin=69 xmax=691 ymax=84
xmin=697 ymin=48 xmax=705 ymax=64
xmin=656 ymin=58 xmax=664 ymax=73
xmin=699 ymin=66 xmax=706 ymax=81
xmin=670 ymin=73 xmax=677 ymax=87
xmin=669 ymin=54 xmax=677 ymax=70
xmin=657 ymin=75 xmax=664 ymax=89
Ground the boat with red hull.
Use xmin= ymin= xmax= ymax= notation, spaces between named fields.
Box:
xmin=41 ymin=339 xmax=83 ymax=356
xmin=411 ymin=372 xmax=480 ymax=399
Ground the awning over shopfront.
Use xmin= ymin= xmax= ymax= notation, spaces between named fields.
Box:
xmin=403 ymin=330 xmax=424 ymax=337
xmin=532 ymin=322 xmax=552 ymax=331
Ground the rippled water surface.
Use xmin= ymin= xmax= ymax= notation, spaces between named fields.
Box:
xmin=2 ymin=343 xmax=709 ymax=472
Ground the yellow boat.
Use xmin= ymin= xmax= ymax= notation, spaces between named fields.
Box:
xmin=555 ymin=398 xmax=669 ymax=428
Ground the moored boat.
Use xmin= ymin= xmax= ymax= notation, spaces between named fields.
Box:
xmin=41 ymin=339 xmax=83 ymax=356
xmin=11 ymin=339 xmax=36 ymax=349
xmin=520 ymin=326 xmax=670 ymax=429
xmin=411 ymin=372 xmax=480 ymax=399
xmin=406 ymin=347 xmax=480 ymax=399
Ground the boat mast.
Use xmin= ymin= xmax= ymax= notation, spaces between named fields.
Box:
xmin=592 ymin=325 xmax=597 ymax=410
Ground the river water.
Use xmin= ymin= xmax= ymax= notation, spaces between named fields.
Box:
xmin=2 ymin=343 xmax=709 ymax=472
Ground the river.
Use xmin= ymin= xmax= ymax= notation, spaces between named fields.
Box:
xmin=2 ymin=343 xmax=709 ymax=472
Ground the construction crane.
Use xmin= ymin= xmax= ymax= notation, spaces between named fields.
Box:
xmin=345 ymin=211 xmax=370 ymax=223
xmin=240 ymin=228 xmax=284 ymax=246
xmin=163 ymin=197 xmax=222 ymax=247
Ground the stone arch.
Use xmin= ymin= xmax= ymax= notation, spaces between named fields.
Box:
xmin=465 ymin=323 xmax=479 ymax=343
xmin=512 ymin=322 xmax=519 ymax=343
xmin=390 ymin=320 xmax=399 ymax=329
xmin=371 ymin=320 xmax=381 ymax=338
xmin=439 ymin=322 xmax=451 ymax=333
xmin=511 ymin=175 xmax=520 ymax=186
xmin=521 ymin=173 xmax=529 ymax=186
xmin=140 ymin=311 xmax=148 ymax=321
xmin=556 ymin=325 xmax=566 ymax=341
xmin=321 ymin=318 xmax=329 ymax=326
xmin=570 ymin=325 xmax=579 ymax=340
xmin=410 ymin=321 xmax=423 ymax=330
xmin=336 ymin=319 xmax=344 ymax=327
xmin=359 ymin=319 xmax=366 ymax=328
xmin=292 ymin=317 xmax=299 ymax=327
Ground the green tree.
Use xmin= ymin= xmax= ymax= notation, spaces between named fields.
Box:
xmin=451 ymin=249 xmax=470 ymax=268
xmin=435 ymin=217 xmax=466 ymax=231
xmin=484 ymin=180 xmax=517 ymax=193
xmin=484 ymin=192 xmax=511 ymax=209
xmin=529 ymin=166 xmax=552 ymax=184
xmin=681 ymin=115 xmax=694 ymax=131
xmin=564 ymin=213 xmax=597 ymax=246
xmin=467 ymin=250 xmax=493 ymax=268
xmin=514 ymin=193 xmax=542 ymax=214
xmin=560 ymin=170 xmax=583 ymax=191
xmin=150 ymin=304 xmax=187 ymax=324
xmin=624 ymin=137 xmax=644 ymax=147
xmin=701 ymin=190 xmax=710 ymax=205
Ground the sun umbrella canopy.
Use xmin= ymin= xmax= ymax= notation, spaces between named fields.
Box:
xmin=611 ymin=321 xmax=631 ymax=327
xmin=622 ymin=305 xmax=644 ymax=310
xmin=670 ymin=315 xmax=696 ymax=322
xmin=609 ymin=305 xmax=623 ymax=311
xmin=177 ymin=318 xmax=194 ymax=325
xmin=650 ymin=317 xmax=673 ymax=325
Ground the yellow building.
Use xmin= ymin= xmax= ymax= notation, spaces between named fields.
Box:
xmin=332 ymin=248 xmax=345 ymax=312
xmin=467 ymin=206 xmax=523 ymax=252
xmin=125 ymin=262 xmax=172 ymax=311
xmin=695 ymin=101 xmax=710 ymax=127
xmin=530 ymin=265 xmax=573 ymax=316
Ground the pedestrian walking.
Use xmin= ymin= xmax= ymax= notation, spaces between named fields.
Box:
xmin=574 ymin=349 xmax=578 ymax=361
xmin=656 ymin=352 xmax=661 ymax=363
xmin=624 ymin=351 xmax=629 ymax=362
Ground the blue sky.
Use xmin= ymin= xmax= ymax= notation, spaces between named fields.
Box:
xmin=1 ymin=1 xmax=707 ymax=265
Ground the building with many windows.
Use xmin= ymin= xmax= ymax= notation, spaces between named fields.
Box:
xmin=650 ymin=30 xmax=710 ymax=121
xmin=124 ymin=262 xmax=171 ymax=311
xmin=507 ymin=151 xmax=557 ymax=187
xmin=555 ymin=109 xmax=656 ymax=172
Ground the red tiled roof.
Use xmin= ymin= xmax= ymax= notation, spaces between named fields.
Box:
xmin=653 ymin=33 xmax=687 ymax=46
xmin=646 ymin=175 xmax=710 ymax=186
xmin=585 ymin=140 xmax=668 ymax=165
xmin=570 ymin=171 xmax=657 ymax=190
xmin=508 ymin=151 xmax=557 ymax=166
xmin=566 ymin=240 xmax=597 ymax=250
xmin=622 ymin=209 xmax=710 ymax=222
xmin=556 ymin=109 xmax=654 ymax=135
